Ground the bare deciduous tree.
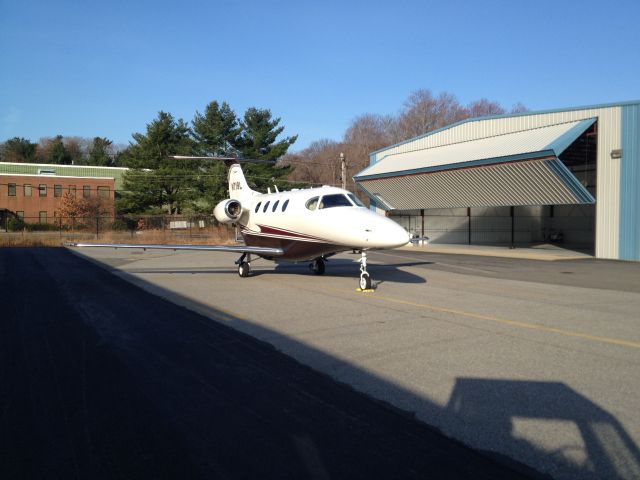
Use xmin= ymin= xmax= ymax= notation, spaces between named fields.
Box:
xmin=396 ymin=90 xmax=468 ymax=141
xmin=465 ymin=98 xmax=506 ymax=118
xmin=286 ymin=88 xmax=526 ymax=206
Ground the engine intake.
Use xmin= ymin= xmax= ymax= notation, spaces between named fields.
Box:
xmin=214 ymin=199 xmax=242 ymax=223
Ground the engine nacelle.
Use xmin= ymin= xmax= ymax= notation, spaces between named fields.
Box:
xmin=214 ymin=199 xmax=243 ymax=223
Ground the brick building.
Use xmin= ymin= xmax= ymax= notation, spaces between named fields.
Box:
xmin=0 ymin=173 xmax=115 ymax=223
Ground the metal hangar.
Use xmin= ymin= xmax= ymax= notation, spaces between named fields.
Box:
xmin=354 ymin=101 xmax=640 ymax=261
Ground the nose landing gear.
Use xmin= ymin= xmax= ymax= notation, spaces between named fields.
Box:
xmin=358 ymin=251 xmax=372 ymax=290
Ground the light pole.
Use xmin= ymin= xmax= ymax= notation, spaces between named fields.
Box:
xmin=340 ymin=152 xmax=346 ymax=190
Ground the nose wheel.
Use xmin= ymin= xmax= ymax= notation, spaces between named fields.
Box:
xmin=358 ymin=251 xmax=372 ymax=290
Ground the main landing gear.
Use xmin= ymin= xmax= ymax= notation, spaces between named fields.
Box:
xmin=309 ymin=257 xmax=326 ymax=275
xmin=358 ymin=251 xmax=372 ymax=290
xmin=236 ymin=253 xmax=251 ymax=277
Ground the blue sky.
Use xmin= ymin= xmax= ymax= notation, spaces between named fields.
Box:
xmin=1 ymin=0 xmax=639 ymax=151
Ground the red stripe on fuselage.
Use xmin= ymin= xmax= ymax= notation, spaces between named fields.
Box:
xmin=256 ymin=224 xmax=327 ymax=242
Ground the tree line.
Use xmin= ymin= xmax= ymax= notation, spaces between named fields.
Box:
xmin=282 ymin=89 xmax=527 ymax=195
xmin=117 ymin=103 xmax=297 ymax=215
xmin=0 ymin=135 xmax=119 ymax=166
xmin=1 ymin=88 xmax=526 ymax=214
xmin=0 ymin=101 xmax=298 ymax=215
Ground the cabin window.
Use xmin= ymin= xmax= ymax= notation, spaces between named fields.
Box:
xmin=263 ymin=201 xmax=270 ymax=213
xmin=272 ymin=200 xmax=279 ymax=212
xmin=254 ymin=202 xmax=262 ymax=213
xmin=305 ymin=197 xmax=319 ymax=210
xmin=282 ymin=199 xmax=289 ymax=212
xmin=348 ymin=193 xmax=364 ymax=207
xmin=318 ymin=194 xmax=352 ymax=209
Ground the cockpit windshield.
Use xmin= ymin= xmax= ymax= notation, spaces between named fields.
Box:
xmin=318 ymin=194 xmax=354 ymax=209
xmin=347 ymin=193 xmax=364 ymax=207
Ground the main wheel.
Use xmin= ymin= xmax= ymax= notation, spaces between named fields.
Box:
xmin=312 ymin=258 xmax=325 ymax=275
xmin=359 ymin=273 xmax=371 ymax=290
xmin=238 ymin=262 xmax=251 ymax=278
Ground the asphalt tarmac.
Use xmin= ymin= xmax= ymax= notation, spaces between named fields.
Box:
xmin=64 ymin=245 xmax=640 ymax=480
xmin=0 ymin=248 xmax=539 ymax=479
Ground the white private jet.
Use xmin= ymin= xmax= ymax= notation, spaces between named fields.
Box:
xmin=67 ymin=157 xmax=410 ymax=290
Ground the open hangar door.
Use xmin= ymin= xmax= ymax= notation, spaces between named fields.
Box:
xmin=358 ymin=120 xmax=598 ymax=253
xmin=391 ymin=203 xmax=595 ymax=253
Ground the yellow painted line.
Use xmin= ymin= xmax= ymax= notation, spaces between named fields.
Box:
xmin=319 ymin=286 xmax=640 ymax=350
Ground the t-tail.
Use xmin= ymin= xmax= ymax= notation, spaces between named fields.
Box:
xmin=228 ymin=163 xmax=257 ymax=203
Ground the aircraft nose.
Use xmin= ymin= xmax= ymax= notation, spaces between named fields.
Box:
xmin=389 ymin=222 xmax=411 ymax=247
xmin=366 ymin=217 xmax=410 ymax=248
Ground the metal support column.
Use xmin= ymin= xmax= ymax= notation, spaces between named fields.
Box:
xmin=510 ymin=206 xmax=515 ymax=249
xmin=467 ymin=207 xmax=471 ymax=245
xmin=420 ymin=209 xmax=425 ymax=239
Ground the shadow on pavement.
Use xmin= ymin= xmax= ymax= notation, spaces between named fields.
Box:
xmin=3 ymin=248 xmax=639 ymax=479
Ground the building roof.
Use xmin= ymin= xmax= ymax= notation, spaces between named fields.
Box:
xmin=354 ymin=118 xmax=598 ymax=209
xmin=355 ymin=119 xmax=596 ymax=181
xmin=0 ymin=162 xmax=127 ymax=190
xmin=368 ymin=99 xmax=640 ymax=157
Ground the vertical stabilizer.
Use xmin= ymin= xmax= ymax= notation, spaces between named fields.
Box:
xmin=228 ymin=163 xmax=255 ymax=202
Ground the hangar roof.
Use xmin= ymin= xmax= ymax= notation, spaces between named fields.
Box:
xmin=354 ymin=118 xmax=596 ymax=209
xmin=355 ymin=119 xmax=596 ymax=180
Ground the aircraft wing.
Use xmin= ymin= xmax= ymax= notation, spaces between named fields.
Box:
xmin=64 ymin=242 xmax=284 ymax=256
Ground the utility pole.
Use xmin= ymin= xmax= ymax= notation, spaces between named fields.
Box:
xmin=340 ymin=152 xmax=346 ymax=190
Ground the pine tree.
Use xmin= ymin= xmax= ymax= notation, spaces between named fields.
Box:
xmin=0 ymin=137 xmax=37 ymax=163
xmin=191 ymin=101 xmax=242 ymax=210
xmin=235 ymin=107 xmax=297 ymax=193
xmin=87 ymin=137 xmax=114 ymax=166
xmin=119 ymin=112 xmax=197 ymax=214
xmin=48 ymin=135 xmax=73 ymax=165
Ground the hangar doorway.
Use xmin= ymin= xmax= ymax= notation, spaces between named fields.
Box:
xmin=389 ymin=123 xmax=597 ymax=254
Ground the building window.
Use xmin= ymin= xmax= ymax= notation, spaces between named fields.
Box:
xmin=39 ymin=184 xmax=47 ymax=197
xmin=24 ymin=184 xmax=32 ymax=197
xmin=8 ymin=183 xmax=16 ymax=196
xmin=17 ymin=211 xmax=24 ymax=220
xmin=69 ymin=185 xmax=76 ymax=198
xmin=54 ymin=184 xmax=62 ymax=197
xmin=39 ymin=211 xmax=47 ymax=223
xmin=97 ymin=186 xmax=110 ymax=199
xmin=83 ymin=185 xmax=91 ymax=198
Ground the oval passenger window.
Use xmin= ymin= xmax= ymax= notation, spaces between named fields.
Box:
xmin=305 ymin=197 xmax=319 ymax=210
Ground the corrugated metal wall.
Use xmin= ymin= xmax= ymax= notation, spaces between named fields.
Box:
xmin=369 ymin=104 xmax=629 ymax=260
xmin=620 ymin=105 xmax=640 ymax=260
